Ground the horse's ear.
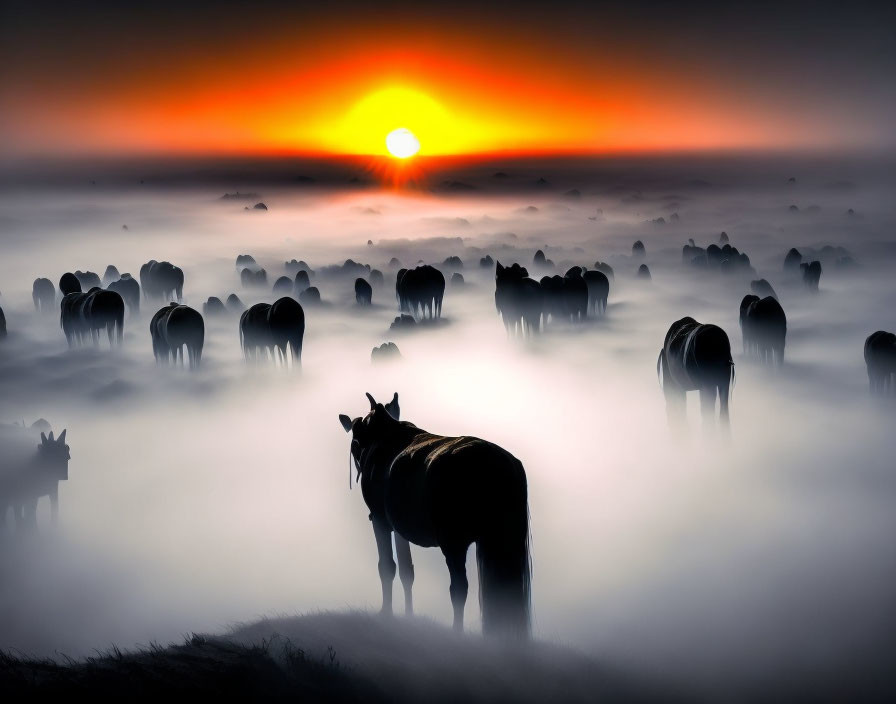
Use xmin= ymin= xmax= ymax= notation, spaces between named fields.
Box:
xmin=365 ymin=392 xmax=376 ymax=410
xmin=40 ymin=432 xmax=47 ymax=444
xmin=339 ymin=414 xmax=353 ymax=432
xmin=58 ymin=429 xmax=66 ymax=444
xmin=385 ymin=393 xmax=400 ymax=420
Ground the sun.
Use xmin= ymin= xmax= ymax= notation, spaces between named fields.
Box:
xmin=385 ymin=128 xmax=420 ymax=159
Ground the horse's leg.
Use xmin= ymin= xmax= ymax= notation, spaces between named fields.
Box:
xmin=50 ymin=485 xmax=58 ymax=527
xmin=394 ymin=533 xmax=415 ymax=616
xmin=442 ymin=544 xmax=469 ymax=632
xmin=371 ymin=518 xmax=396 ymax=616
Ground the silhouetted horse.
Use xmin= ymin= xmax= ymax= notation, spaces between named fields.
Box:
xmin=32 ymin=278 xmax=55 ymax=312
xmin=658 ymin=317 xmax=734 ymax=432
xmin=338 ymin=393 xmax=531 ymax=637
xmin=203 ymin=297 xmax=226 ymax=316
xmin=75 ymin=270 xmax=102 ymax=290
xmin=495 ymin=262 xmax=542 ymax=336
xmin=150 ymin=303 xmax=205 ymax=369
xmin=583 ymin=269 xmax=610 ymax=315
xmin=60 ymin=288 xmax=124 ymax=347
xmin=0 ymin=425 xmax=70 ymax=532
xmin=239 ymin=297 xmax=304 ymax=366
xmin=355 ymin=277 xmax=373 ymax=305
xmin=102 ymin=265 xmax=120 ymax=286
xmin=784 ymin=248 xmax=802 ymax=272
xmin=59 ymin=272 xmax=81 ymax=295
xmin=107 ymin=274 xmax=140 ymax=315
xmin=241 ymin=267 xmax=268 ymax=287
xmin=750 ymin=278 xmax=778 ymax=300
xmin=864 ymin=331 xmax=896 ymax=395
xmin=801 ymin=261 xmax=822 ymax=292
xmin=226 ymin=293 xmax=245 ymax=313
xmin=140 ymin=260 xmax=184 ymax=300
xmin=741 ymin=295 xmax=786 ymax=367
xmin=396 ymin=265 xmax=445 ymax=319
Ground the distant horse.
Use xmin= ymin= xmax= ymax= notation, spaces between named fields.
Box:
xmin=32 ymin=278 xmax=55 ymax=312
xmin=75 ymin=270 xmax=102 ymax=290
xmin=150 ymin=303 xmax=205 ymax=369
xmin=864 ymin=331 xmax=896 ymax=395
xmin=750 ymin=279 xmax=778 ymax=300
xmin=582 ymin=269 xmax=610 ymax=315
xmin=355 ymin=277 xmax=373 ymax=305
xmin=239 ymin=297 xmax=304 ymax=366
xmin=0 ymin=425 xmax=70 ymax=532
xmin=102 ymin=265 xmax=120 ymax=286
xmin=107 ymin=274 xmax=140 ymax=315
xmin=495 ymin=262 xmax=542 ymax=336
xmin=338 ymin=393 xmax=531 ymax=637
xmin=59 ymin=272 xmax=82 ymax=296
xmin=658 ymin=317 xmax=734 ymax=432
xmin=801 ymin=261 xmax=822 ymax=292
xmin=140 ymin=260 xmax=184 ymax=301
xmin=60 ymin=288 xmax=124 ymax=347
xmin=396 ymin=265 xmax=445 ymax=319
xmin=741 ymin=296 xmax=786 ymax=367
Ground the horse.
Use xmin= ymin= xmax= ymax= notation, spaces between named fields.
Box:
xmin=338 ymin=393 xmax=531 ymax=637
xmin=658 ymin=317 xmax=734 ymax=432
xmin=355 ymin=277 xmax=373 ymax=305
xmin=582 ymin=269 xmax=610 ymax=315
xmin=801 ymin=261 xmax=822 ymax=292
xmin=60 ymin=288 xmax=124 ymax=347
xmin=0 ymin=425 xmax=70 ymax=532
xmin=140 ymin=260 xmax=185 ymax=300
xmin=59 ymin=272 xmax=82 ymax=296
xmin=107 ymin=274 xmax=140 ymax=315
xmin=864 ymin=331 xmax=896 ymax=395
xmin=495 ymin=262 xmax=543 ymax=336
xmin=32 ymin=278 xmax=55 ymax=312
xmin=741 ymin=296 xmax=787 ymax=367
xmin=396 ymin=265 xmax=445 ymax=320
xmin=150 ymin=303 xmax=205 ymax=369
xmin=239 ymin=297 xmax=304 ymax=366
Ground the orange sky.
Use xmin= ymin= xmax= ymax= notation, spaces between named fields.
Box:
xmin=1 ymin=2 xmax=893 ymax=158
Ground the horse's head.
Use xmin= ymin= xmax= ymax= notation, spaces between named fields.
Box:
xmin=339 ymin=392 xmax=401 ymax=474
xmin=36 ymin=429 xmax=70 ymax=480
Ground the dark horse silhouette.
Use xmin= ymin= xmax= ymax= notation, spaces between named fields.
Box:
xmin=396 ymin=265 xmax=445 ymax=320
xmin=740 ymin=295 xmax=786 ymax=367
xmin=1 ymin=425 xmax=70 ymax=532
xmin=150 ymin=303 xmax=205 ymax=369
xmin=338 ymin=393 xmax=531 ymax=637
xmin=582 ymin=269 xmax=610 ymax=315
xmin=140 ymin=260 xmax=184 ymax=301
xmin=864 ymin=331 xmax=896 ymax=395
xmin=355 ymin=277 xmax=373 ymax=305
xmin=239 ymin=297 xmax=305 ymax=366
xmin=658 ymin=317 xmax=734 ymax=432
xmin=59 ymin=272 xmax=82 ymax=296
xmin=107 ymin=274 xmax=140 ymax=315
xmin=60 ymin=288 xmax=124 ymax=347
xmin=32 ymin=278 xmax=55 ymax=312
xmin=495 ymin=262 xmax=542 ymax=336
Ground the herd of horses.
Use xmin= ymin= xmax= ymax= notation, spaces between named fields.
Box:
xmin=2 ymin=234 xmax=895 ymax=641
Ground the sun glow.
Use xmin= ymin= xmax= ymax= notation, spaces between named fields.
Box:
xmin=385 ymin=128 xmax=420 ymax=158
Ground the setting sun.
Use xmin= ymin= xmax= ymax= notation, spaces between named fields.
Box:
xmin=385 ymin=128 xmax=420 ymax=158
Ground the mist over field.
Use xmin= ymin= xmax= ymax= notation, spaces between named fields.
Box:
xmin=2 ymin=155 xmax=895 ymax=699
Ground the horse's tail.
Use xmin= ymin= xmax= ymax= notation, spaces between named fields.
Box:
xmin=477 ymin=465 xmax=531 ymax=638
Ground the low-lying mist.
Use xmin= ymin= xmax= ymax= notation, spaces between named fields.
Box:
xmin=1 ymin=157 xmax=895 ymax=698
